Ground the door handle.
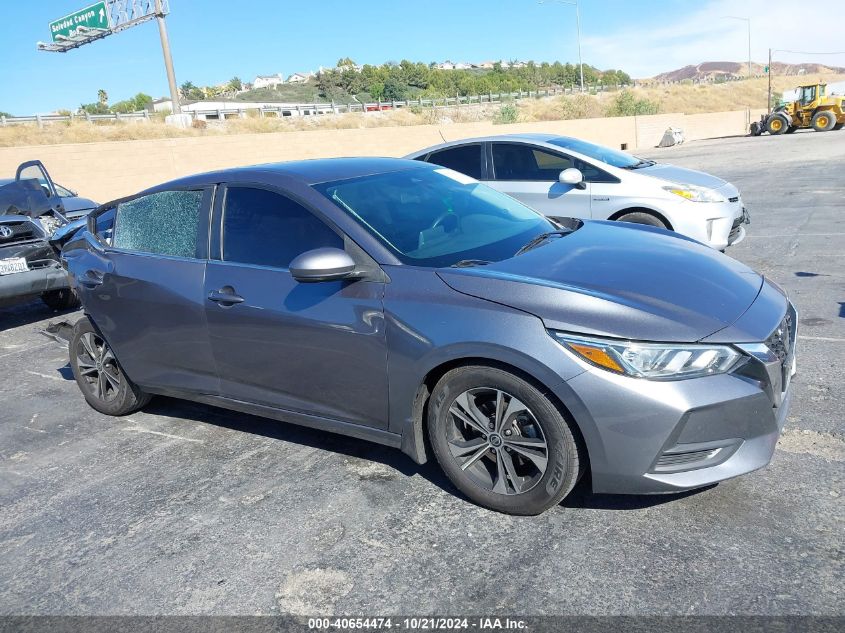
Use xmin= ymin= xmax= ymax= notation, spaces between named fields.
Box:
xmin=207 ymin=288 xmax=244 ymax=305
xmin=78 ymin=270 xmax=104 ymax=288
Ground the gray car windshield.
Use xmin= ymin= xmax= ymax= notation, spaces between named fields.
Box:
xmin=547 ymin=137 xmax=645 ymax=169
xmin=314 ymin=167 xmax=555 ymax=267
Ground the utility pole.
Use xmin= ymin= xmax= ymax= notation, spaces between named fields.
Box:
xmin=767 ymin=48 xmax=773 ymax=113
xmin=539 ymin=0 xmax=585 ymax=93
xmin=155 ymin=0 xmax=181 ymax=114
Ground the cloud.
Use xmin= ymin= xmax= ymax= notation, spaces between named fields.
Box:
xmin=582 ymin=0 xmax=845 ymax=77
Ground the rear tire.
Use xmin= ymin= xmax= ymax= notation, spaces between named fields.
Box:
xmin=70 ymin=318 xmax=151 ymax=416
xmin=811 ymin=110 xmax=836 ymax=132
xmin=614 ymin=211 xmax=668 ymax=229
xmin=427 ymin=365 xmax=582 ymax=515
xmin=766 ymin=113 xmax=789 ymax=135
xmin=41 ymin=288 xmax=80 ymax=311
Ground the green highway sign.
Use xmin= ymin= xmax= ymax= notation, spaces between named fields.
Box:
xmin=49 ymin=2 xmax=111 ymax=42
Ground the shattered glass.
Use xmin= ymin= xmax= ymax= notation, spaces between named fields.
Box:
xmin=113 ymin=190 xmax=202 ymax=258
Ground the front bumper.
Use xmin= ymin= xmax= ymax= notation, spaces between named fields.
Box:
xmin=660 ymin=185 xmax=749 ymax=250
xmin=555 ymin=307 xmax=796 ymax=495
xmin=0 ymin=261 xmax=69 ymax=300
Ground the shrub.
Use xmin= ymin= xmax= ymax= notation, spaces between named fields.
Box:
xmin=604 ymin=90 xmax=660 ymax=117
xmin=493 ymin=103 xmax=519 ymax=124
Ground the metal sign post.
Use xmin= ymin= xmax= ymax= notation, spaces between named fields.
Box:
xmin=38 ymin=0 xmax=180 ymax=114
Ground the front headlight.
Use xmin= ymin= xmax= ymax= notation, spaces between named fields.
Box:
xmin=663 ymin=184 xmax=725 ymax=203
xmin=551 ymin=332 xmax=742 ymax=380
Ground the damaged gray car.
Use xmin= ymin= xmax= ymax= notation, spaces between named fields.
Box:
xmin=0 ymin=161 xmax=95 ymax=310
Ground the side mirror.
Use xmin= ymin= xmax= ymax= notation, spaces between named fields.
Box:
xmin=559 ymin=168 xmax=585 ymax=188
xmin=289 ymin=247 xmax=356 ymax=283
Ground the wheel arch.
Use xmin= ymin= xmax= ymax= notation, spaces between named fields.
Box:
xmin=401 ymin=356 xmax=595 ymax=486
xmin=607 ymin=207 xmax=674 ymax=230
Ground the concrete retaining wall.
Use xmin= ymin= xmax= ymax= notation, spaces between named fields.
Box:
xmin=0 ymin=109 xmax=763 ymax=203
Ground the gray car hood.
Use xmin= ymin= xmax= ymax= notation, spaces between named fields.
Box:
xmin=438 ymin=221 xmax=763 ymax=342
xmin=637 ymin=163 xmax=727 ymax=189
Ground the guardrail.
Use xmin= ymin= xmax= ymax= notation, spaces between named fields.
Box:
xmin=2 ymin=85 xmax=631 ymax=126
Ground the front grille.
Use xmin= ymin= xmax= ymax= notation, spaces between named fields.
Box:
xmin=766 ymin=305 xmax=797 ymax=394
xmin=766 ymin=311 xmax=793 ymax=363
xmin=728 ymin=215 xmax=743 ymax=244
xmin=0 ymin=219 xmax=43 ymax=245
xmin=728 ymin=196 xmax=740 ymax=203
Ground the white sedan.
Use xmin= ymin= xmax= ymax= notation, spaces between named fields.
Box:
xmin=405 ymin=134 xmax=749 ymax=250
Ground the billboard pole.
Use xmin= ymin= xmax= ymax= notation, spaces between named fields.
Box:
xmin=154 ymin=0 xmax=181 ymax=114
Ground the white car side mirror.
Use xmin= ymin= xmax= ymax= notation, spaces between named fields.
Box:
xmin=559 ymin=168 xmax=584 ymax=186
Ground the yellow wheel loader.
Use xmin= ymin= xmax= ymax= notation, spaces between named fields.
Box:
xmin=750 ymin=82 xmax=845 ymax=136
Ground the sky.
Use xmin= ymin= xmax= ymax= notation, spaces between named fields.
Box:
xmin=1 ymin=0 xmax=843 ymax=115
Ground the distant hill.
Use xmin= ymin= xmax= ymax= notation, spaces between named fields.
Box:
xmin=652 ymin=61 xmax=845 ymax=82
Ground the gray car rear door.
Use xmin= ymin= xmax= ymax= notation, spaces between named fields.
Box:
xmin=68 ymin=187 xmax=218 ymax=396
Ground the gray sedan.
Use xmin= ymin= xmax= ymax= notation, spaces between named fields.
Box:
xmin=64 ymin=158 xmax=793 ymax=515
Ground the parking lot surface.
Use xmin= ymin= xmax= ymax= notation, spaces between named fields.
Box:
xmin=0 ymin=131 xmax=842 ymax=616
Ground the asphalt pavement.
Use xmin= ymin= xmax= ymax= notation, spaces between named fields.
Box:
xmin=0 ymin=130 xmax=842 ymax=616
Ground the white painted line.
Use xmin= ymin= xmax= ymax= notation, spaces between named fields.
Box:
xmin=24 ymin=370 xmax=65 ymax=382
xmin=800 ymin=335 xmax=845 ymax=343
xmin=745 ymin=233 xmax=845 ymax=238
xmin=123 ymin=427 xmax=204 ymax=443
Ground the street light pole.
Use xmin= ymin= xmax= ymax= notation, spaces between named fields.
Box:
xmin=723 ymin=16 xmax=752 ymax=79
xmin=539 ymin=0 xmax=585 ymax=92
xmin=154 ymin=0 xmax=181 ymax=114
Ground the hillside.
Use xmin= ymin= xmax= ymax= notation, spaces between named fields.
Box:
xmin=3 ymin=73 xmax=844 ymax=147
xmin=653 ymin=61 xmax=845 ymax=82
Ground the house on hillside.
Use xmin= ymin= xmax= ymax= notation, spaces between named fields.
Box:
xmin=253 ymin=74 xmax=285 ymax=89
xmin=436 ymin=61 xmax=456 ymax=70
xmin=453 ymin=62 xmax=472 ymax=70
xmin=287 ymin=72 xmax=311 ymax=83
xmin=474 ymin=61 xmax=495 ymax=69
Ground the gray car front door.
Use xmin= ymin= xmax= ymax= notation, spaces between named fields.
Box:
xmin=204 ymin=185 xmax=390 ymax=429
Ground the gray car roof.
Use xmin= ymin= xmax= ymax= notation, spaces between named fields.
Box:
xmin=146 ymin=157 xmax=431 ymax=193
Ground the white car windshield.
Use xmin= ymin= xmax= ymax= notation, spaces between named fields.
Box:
xmin=547 ymin=137 xmax=653 ymax=169
xmin=314 ymin=166 xmax=556 ymax=267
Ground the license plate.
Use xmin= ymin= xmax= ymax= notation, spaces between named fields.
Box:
xmin=0 ymin=258 xmax=29 ymax=275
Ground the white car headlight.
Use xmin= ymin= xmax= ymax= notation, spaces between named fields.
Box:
xmin=551 ymin=332 xmax=742 ymax=380
xmin=663 ymin=184 xmax=725 ymax=203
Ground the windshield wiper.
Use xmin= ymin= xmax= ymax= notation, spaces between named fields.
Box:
xmin=623 ymin=159 xmax=655 ymax=170
xmin=514 ymin=230 xmax=573 ymax=256
xmin=451 ymin=259 xmax=491 ymax=268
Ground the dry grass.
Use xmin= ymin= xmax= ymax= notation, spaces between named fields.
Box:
xmin=3 ymin=74 xmax=843 ymax=147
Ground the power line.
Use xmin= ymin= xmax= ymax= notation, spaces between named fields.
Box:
xmin=772 ymin=49 xmax=845 ymax=56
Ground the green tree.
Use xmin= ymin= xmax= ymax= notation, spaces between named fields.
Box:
xmin=97 ymin=89 xmax=108 ymax=106
xmin=228 ymin=76 xmax=243 ymax=92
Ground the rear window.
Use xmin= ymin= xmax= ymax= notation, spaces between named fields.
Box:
xmin=425 ymin=144 xmax=483 ymax=180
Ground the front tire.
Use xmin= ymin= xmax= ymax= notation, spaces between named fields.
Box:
xmin=428 ymin=366 xmax=582 ymax=515
xmin=767 ymin=113 xmax=789 ymax=135
xmin=70 ymin=318 xmax=151 ymax=416
xmin=615 ymin=211 xmax=668 ymax=229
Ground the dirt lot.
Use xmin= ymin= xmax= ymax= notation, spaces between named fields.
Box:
xmin=0 ymin=131 xmax=842 ymax=616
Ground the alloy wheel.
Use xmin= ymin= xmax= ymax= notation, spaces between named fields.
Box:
xmin=75 ymin=332 xmax=121 ymax=402
xmin=446 ymin=388 xmax=549 ymax=495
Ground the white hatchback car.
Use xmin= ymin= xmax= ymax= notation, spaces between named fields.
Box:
xmin=405 ymin=134 xmax=749 ymax=249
